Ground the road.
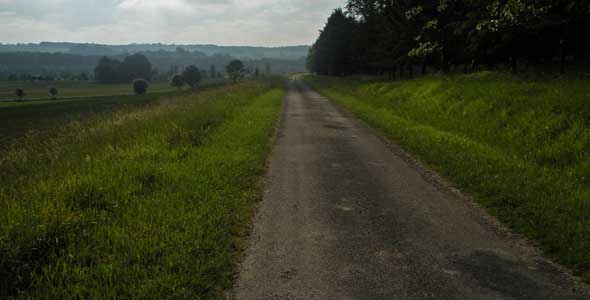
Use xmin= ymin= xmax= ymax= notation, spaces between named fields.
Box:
xmin=228 ymin=80 xmax=589 ymax=300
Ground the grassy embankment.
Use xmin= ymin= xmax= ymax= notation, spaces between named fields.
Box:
xmin=305 ymin=72 xmax=590 ymax=281
xmin=0 ymin=79 xmax=285 ymax=299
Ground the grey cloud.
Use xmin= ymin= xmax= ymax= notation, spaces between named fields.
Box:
xmin=0 ymin=0 xmax=346 ymax=46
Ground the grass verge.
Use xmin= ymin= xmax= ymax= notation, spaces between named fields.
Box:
xmin=0 ymin=79 xmax=285 ymax=299
xmin=305 ymin=72 xmax=590 ymax=282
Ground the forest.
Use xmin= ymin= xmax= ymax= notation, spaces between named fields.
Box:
xmin=307 ymin=0 xmax=590 ymax=76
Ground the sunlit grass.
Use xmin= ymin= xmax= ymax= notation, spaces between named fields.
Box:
xmin=305 ymin=72 xmax=590 ymax=282
xmin=0 ymin=80 xmax=285 ymax=299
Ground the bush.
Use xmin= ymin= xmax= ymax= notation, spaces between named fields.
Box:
xmin=15 ymin=88 xmax=24 ymax=101
xmin=49 ymin=87 xmax=58 ymax=99
xmin=170 ymin=74 xmax=185 ymax=89
xmin=133 ymin=79 xmax=149 ymax=95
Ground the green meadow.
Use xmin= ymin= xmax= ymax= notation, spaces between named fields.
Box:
xmin=305 ymin=72 xmax=590 ymax=282
xmin=0 ymin=79 xmax=284 ymax=299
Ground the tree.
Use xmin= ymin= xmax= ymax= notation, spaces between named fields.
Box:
xmin=49 ymin=87 xmax=58 ymax=99
xmin=209 ymin=65 xmax=217 ymax=78
xmin=308 ymin=9 xmax=355 ymax=75
xmin=15 ymin=88 xmax=24 ymax=101
xmin=94 ymin=56 xmax=121 ymax=84
xmin=119 ymin=54 xmax=152 ymax=82
xmin=182 ymin=65 xmax=201 ymax=90
xmin=226 ymin=60 xmax=245 ymax=83
xmin=308 ymin=0 xmax=590 ymax=76
xmin=133 ymin=79 xmax=149 ymax=95
xmin=79 ymin=72 xmax=89 ymax=81
xmin=170 ymin=74 xmax=185 ymax=89
xmin=255 ymin=67 xmax=260 ymax=77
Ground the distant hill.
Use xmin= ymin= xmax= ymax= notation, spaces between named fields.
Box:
xmin=0 ymin=49 xmax=307 ymax=80
xmin=0 ymin=42 xmax=309 ymax=60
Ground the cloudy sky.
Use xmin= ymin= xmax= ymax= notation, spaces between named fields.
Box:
xmin=0 ymin=0 xmax=346 ymax=46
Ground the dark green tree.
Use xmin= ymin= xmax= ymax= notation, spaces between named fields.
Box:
xmin=15 ymin=88 xmax=24 ymax=101
xmin=49 ymin=87 xmax=58 ymax=99
xmin=119 ymin=54 xmax=152 ymax=82
xmin=210 ymin=65 xmax=217 ymax=78
xmin=133 ymin=79 xmax=149 ymax=95
xmin=182 ymin=65 xmax=202 ymax=90
xmin=94 ymin=56 xmax=121 ymax=84
xmin=170 ymin=74 xmax=185 ymax=89
xmin=308 ymin=0 xmax=590 ymax=76
xmin=226 ymin=60 xmax=245 ymax=83
xmin=308 ymin=9 xmax=355 ymax=75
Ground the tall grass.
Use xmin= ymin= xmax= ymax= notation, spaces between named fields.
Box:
xmin=305 ymin=72 xmax=590 ymax=281
xmin=0 ymin=80 xmax=284 ymax=299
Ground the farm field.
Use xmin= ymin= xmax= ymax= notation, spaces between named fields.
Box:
xmin=0 ymin=79 xmax=285 ymax=299
xmin=305 ymin=72 xmax=590 ymax=282
xmin=0 ymin=79 xmax=228 ymax=146
xmin=0 ymin=81 xmax=180 ymax=101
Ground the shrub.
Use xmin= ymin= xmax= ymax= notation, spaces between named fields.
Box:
xmin=170 ymin=74 xmax=185 ymax=89
xmin=133 ymin=79 xmax=149 ymax=95
xmin=49 ymin=87 xmax=58 ymax=99
xmin=15 ymin=88 xmax=24 ymax=101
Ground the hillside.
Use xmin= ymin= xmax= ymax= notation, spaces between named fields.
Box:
xmin=0 ymin=42 xmax=309 ymax=60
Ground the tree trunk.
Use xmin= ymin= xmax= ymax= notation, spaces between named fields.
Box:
xmin=408 ymin=61 xmax=414 ymax=78
xmin=560 ymin=39 xmax=566 ymax=75
xmin=422 ymin=59 xmax=427 ymax=75
xmin=510 ymin=56 xmax=518 ymax=74
xmin=440 ymin=46 xmax=450 ymax=73
xmin=399 ymin=63 xmax=405 ymax=79
xmin=471 ymin=58 xmax=477 ymax=73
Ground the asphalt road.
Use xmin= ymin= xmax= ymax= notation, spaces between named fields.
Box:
xmin=228 ymin=80 xmax=589 ymax=300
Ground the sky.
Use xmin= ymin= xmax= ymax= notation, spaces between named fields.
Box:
xmin=0 ymin=0 xmax=346 ymax=46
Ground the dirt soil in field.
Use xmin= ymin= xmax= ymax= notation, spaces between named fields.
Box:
xmin=228 ymin=80 xmax=590 ymax=300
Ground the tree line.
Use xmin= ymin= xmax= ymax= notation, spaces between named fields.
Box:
xmin=308 ymin=0 xmax=590 ymax=76
xmin=0 ymin=49 xmax=303 ymax=81
xmin=94 ymin=53 xmax=248 ymax=85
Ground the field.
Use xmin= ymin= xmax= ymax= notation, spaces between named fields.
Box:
xmin=0 ymin=79 xmax=285 ymax=299
xmin=0 ymin=80 xmax=228 ymax=146
xmin=0 ymin=81 xmax=183 ymax=101
xmin=305 ymin=72 xmax=590 ymax=281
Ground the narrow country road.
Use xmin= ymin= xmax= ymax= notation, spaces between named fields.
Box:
xmin=228 ymin=80 xmax=589 ymax=300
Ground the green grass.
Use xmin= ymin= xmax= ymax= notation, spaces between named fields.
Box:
xmin=0 ymin=80 xmax=228 ymax=146
xmin=305 ymin=72 xmax=590 ymax=282
xmin=0 ymin=79 xmax=285 ymax=299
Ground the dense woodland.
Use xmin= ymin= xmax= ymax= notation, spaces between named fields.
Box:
xmin=308 ymin=0 xmax=590 ymax=76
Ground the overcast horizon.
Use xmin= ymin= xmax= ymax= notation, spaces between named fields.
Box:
xmin=0 ymin=0 xmax=346 ymax=47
